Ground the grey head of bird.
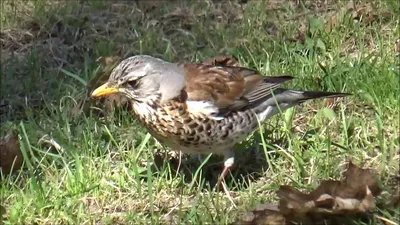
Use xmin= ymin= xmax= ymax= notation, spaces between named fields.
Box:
xmin=91 ymin=55 xmax=185 ymax=103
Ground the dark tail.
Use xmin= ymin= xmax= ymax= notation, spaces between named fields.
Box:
xmin=301 ymin=90 xmax=351 ymax=101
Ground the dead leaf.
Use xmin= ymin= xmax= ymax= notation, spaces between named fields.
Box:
xmin=324 ymin=98 xmax=335 ymax=108
xmin=0 ymin=130 xmax=23 ymax=175
xmin=287 ymin=22 xmax=307 ymax=44
xmin=234 ymin=161 xmax=385 ymax=225
xmin=383 ymin=175 xmax=400 ymax=208
xmin=340 ymin=161 xmax=382 ymax=197
xmin=202 ymin=55 xmax=241 ymax=67
xmin=278 ymin=161 xmax=381 ymax=216
xmin=135 ymin=0 xmax=160 ymax=13
xmin=324 ymin=14 xmax=338 ymax=33
xmin=353 ymin=3 xmax=376 ymax=25
xmin=70 ymin=56 xmax=127 ymax=118
xmin=96 ymin=56 xmax=122 ymax=68
xmin=233 ymin=203 xmax=286 ymax=225
xmin=386 ymin=186 xmax=400 ymax=208
xmin=90 ymin=56 xmax=123 ymax=94
xmin=0 ymin=204 xmax=5 ymax=225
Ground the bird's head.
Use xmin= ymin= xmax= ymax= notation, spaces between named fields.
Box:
xmin=91 ymin=55 xmax=185 ymax=103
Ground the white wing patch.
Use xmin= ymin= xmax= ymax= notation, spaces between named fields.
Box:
xmin=186 ymin=100 xmax=224 ymax=120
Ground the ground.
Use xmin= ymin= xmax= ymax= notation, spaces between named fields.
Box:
xmin=0 ymin=0 xmax=399 ymax=224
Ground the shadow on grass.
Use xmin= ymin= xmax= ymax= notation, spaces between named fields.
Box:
xmin=149 ymin=130 xmax=294 ymax=192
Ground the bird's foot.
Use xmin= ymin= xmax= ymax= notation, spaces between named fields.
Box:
xmin=214 ymin=165 xmax=237 ymax=207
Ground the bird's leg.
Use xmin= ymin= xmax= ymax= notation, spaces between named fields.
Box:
xmin=216 ymin=155 xmax=234 ymax=187
xmin=190 ymin=153 xmax=204 ymax=163
xmin=214 ymin=151 xmax=237 ymax=206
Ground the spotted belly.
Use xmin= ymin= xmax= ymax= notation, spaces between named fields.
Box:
xmin=133 ymin=103 xmax=259 ymax=155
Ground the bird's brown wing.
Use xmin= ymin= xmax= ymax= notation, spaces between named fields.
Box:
xmin=182 ymin=63 xmax=293 ymax=115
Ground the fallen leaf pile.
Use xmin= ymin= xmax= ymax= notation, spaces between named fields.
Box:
xmin=234 ymin=161 xmax=398 ymax=225
xmin=0 ymin=130 xmax=23 ymax=176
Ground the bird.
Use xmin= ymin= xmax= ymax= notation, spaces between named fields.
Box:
xmin=91 ymin=55 xmax=350 ymax=196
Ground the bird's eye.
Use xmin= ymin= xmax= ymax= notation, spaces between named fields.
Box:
xmin=127 ymin=80 xmax=138 ymax=88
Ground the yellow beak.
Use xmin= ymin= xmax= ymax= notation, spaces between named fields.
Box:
xmin=91 ymin=82 xmax=119 ymax=98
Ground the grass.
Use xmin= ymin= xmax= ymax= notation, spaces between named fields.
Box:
xmin=1 ymin=0 xmax=399 ymax=224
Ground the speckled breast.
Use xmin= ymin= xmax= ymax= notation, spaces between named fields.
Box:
xmin=131 ymin=100 xmax=259 ymax=155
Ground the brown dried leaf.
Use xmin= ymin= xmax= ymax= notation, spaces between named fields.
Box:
xmin=234 ymin=161 xmax=384 ymax=225
xmin=386 ymin=186 xmax=400 ymax=208
xmin=324 ymin=14 xmax=338 ymax=33
xmin=278 ymin=161 xmax=381 ymax=215
xmin=287 ymin=22 xmax=307 ymax=44
xmin=234 ymin=203 xmax=286 ymax=225
xmin=353 ymin=3 xmax=376 ymax=25
xmin=202 ymin=55 xmax=241 ymax=67
xmin=135 ymin=0 xmax=160 ymax=13
xmin=70 ymin=56 xmax=126 ymax=118
xmin=90 ymin=56 xmax=123 ymax=94
xmin=339 ymin=161 xmax=382 ymax=197
xmin=324 ymin=98 xmax=335 ymax=108
xmin=96 ymin=56 xmax=123 ymax=68
xmin=324 ymin=1 xmax=355 ymax=32
xmin=0 ymin=130 xmax=23 ymax=175
xmin=383 ymin=175 xmax=400 ymax=209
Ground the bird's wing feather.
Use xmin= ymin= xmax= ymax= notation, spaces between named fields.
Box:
xmin=182 ymin=63 xmax=293 ymax=116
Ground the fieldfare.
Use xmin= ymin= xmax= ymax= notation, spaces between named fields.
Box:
xmin=91 ymin=55 xmax=349 ymax=195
